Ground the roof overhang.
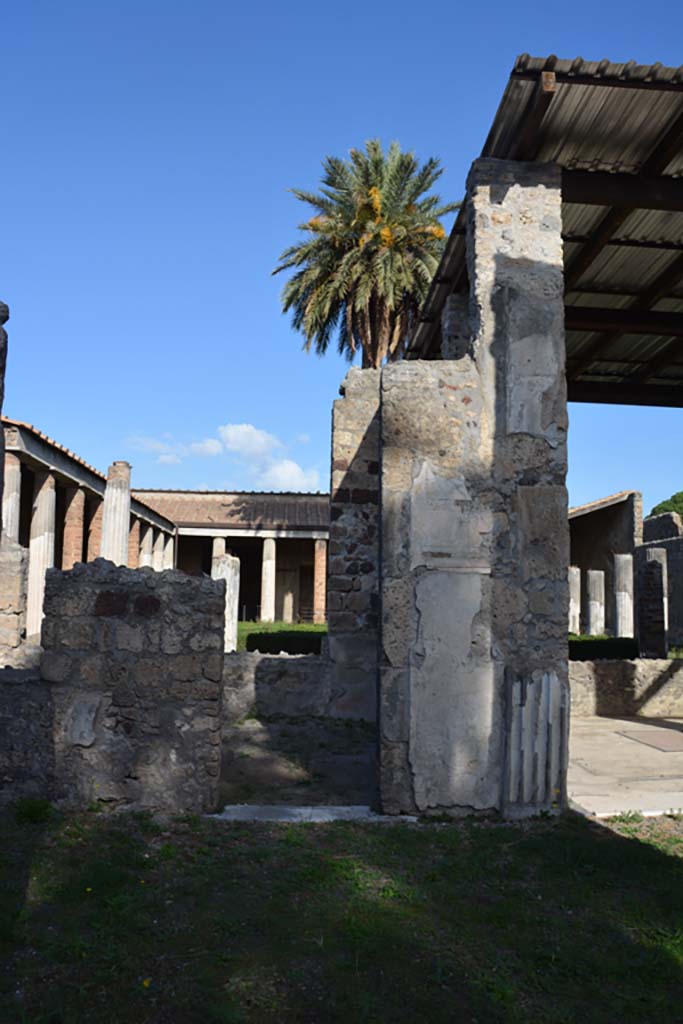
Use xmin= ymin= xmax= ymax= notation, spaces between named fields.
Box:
xmin=408 ymin=54 xmax=683 ymax=408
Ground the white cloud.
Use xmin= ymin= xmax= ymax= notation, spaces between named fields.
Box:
xmin=158 ymin=453 xmax=182 ymax=465
xmin=257 ymin=459 xmax=319 ymax=492
xmin=128 ymin=435 xmax=175 ymax=456
xmin=218 ymin=422 xmax=282 ymax=459
xmin=296 ymin=432 xmax=311 ymax=444
xmin=189 ymin=438 xmax=223 ymax=457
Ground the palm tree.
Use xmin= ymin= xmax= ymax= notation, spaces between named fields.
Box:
xmin=274 ymin=140 xmax=459 ymax=368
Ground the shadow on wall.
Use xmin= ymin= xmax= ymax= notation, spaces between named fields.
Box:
xmin=593 ymin=659 xmax=682 ymax=718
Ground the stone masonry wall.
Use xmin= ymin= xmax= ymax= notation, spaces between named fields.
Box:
xmin=0 ymin=669 xmax=54 ymax=804
xmin=40 ymin=559 xmax=225 ymax=812
xmin=639 ymin=536 xmax=683 ymax=647
xmin=327 ymin=368 xmax=381 ymax=720
xmin=379 ymin=160 xmax=569 ymax=817
xmin=570 ymin=659 xmax=683 ymax=718
xmin=223 ymin=652 xmax=333 ymax=722
xmin=0 ymin=539 xmax=28 ymax=667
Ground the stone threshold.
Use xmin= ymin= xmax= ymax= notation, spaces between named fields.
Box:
xmin=210 ymin=804 xmax=417 ymax=823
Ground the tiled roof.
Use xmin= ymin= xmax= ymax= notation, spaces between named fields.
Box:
xmin=3 ymin=417 xmax=105 ymax=480
xmin=3 ymin=418 xmax=174 ymax=529
xmin=569 ymin=490 xmax=638 ymax=519
xmin=132 ymin=490 xmax=330 ymax=530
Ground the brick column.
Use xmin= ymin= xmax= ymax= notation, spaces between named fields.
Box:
xmin=62 ymin=486 xmax=86 ymax=569
xmin=100 ymin=461 xmax=131 ymax=566
xmin=139 ymin=523 xmax=153 ymax=567
xmin=2 ymin=451 xmax=22 ymax=542
xmin=128 ymin=518 xmax=141 ymax=569
xmin=87 ymin=498 xmax=104 ymax=562
xmin=0 ymin=304 xmax=8 ymax=540
xmin=26 ymin=470 xmax=56 ymax=637
xmin=313 ymin=539 xmax=327 ymax=624
xmin=260 ymin=537 xmax=276 ymax=622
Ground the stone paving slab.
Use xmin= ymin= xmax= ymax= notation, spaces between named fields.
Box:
xmin=569 ymin=716 xmax=683 ymax=817
xmin=211 ymin=805 xmax=417 ymax=824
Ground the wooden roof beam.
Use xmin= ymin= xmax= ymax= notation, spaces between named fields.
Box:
xmin=568 ymin=381 xmax=683 ymax=407
xmin=565 ymin=306 xmax=683 ymax=336
xmin=563 ymin=171 xmax=683 ymax=211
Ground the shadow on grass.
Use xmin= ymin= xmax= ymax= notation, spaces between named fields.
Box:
xmin=2 ymin=809 xmax=683 ymax=1023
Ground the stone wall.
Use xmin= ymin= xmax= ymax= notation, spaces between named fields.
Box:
xmin=0 ymin=539 xmax=28 ymax=667
xmin=639 ymin=536 xmax=683 ymax=647
xmin=643 ymin=512 xmax=682 ymax=543
xmin=327 ymin=368 xmax=381 ymax=721
xmin=378 ymin=159 xmax=569 ymax=818
xmin=570 ymin=659 xmax=683 ymax=718
xmin=223 ymin=650 xmax=375 ymax=724
xmin=0 ymin=668 xmax=54 ymax=804
xmin=40 ymin=559 xmax=225 ymax=812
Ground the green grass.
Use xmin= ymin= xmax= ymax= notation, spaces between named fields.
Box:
xmin=237 ymin=620 xmax=327 ymax=652
xmin=3 ymin=808 xmax=683 ymax=1022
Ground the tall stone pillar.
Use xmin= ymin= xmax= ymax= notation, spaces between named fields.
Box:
xmin=586 ymin=570 xmax=605 ymax=636
xmin=26 ymin=470 xmax=56 ymax=637
xmin=637 ymin=547 xmax=668 ymax=657
xmin=62 ymin=486 xmax=86 ymax=569
xmin=614 ymin=554 xmax=634 ymax=638
xmin=313 ymin=539 xmax=327 ymax=624
xmin=128 ymin=518 xmax=141 ymax=569
xmin=213 ymin=553 xmax=241 ymax=652
xmin=379 ymin=159 xmax=569 ymax=818
xmin=568 ymin=566 xmax=581 ymax=634
xmin=100 ymin=461 xmax=131 ymax=566
xmin=2 ymin=452 xmax=22 ymax=543
xmin=139 ymin=524 xmax=154 ymax=568
xmin=212 ymin=536 xmax=226 ymax=575
xmin=0 ymin=303 xmax=9 ymax=539
xmin=163 ymin=534 xmax=175 ymax=570
xmin=260 ymin=537 xmax=276 ymax=622
xmin=327 ymin=368 xmax=381 ymax=719
xmin=152 ymin=529 xmax=164 ymax=571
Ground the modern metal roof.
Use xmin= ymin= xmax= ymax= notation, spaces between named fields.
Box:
xmin=409 ymin=54 xmax=683 ymax=407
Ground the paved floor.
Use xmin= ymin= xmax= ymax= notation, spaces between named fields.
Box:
xmin=569 ymin=716 xmax=683 ymax=817
xmin=212 ymin=805 xmax=417 ymax=823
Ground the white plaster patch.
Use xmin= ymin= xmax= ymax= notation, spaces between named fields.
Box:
xmin=409 ymin=460 xmax=492 ymax=571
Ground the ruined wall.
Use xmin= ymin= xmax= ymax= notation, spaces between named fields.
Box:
xmin=570 ymin=659 xmax=683 ymax=718
xmin=40 ymin=559 xmax=225 ymax=812
xmin=639 ymin=534 xmax=683 ymax=647
xmin=570 ymin=493 xmax=642 ymax=634
xmin=223 ymin=652 xmax=333 ymax=722
xmin=379 ymin=160 xmax=569 ymax=817
xmin=0 ymin=668 xmax=54 ymax=804
xmin=643 ymin=512 xmax=682 ymax=543
xmin=0 ymin=540 xmax=28 ymax=667
xmin=327 ymin=368 xmax=380 ymax=720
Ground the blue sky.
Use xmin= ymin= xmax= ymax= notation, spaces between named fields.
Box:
xmin=3 ymin=1 xmax=682 ymax=513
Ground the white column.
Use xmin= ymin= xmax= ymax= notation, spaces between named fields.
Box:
xmin=614 ymin=554 xmax=634 ymax=638
xmin=2 ymin=451 xmax=21 ymax=543
xmin=568 ymin=566 xmax=581 ymax=635
xmin=213 ymin=553 xmax=241 ymax=652
xmin=152 ymin=529 xmax=164 ymax=571
xmin=587 ymin=570 xmax=605 ymax=636
xmin=100 ymin=461 xmax=131 ymax=566
xmin=260 ymin=537 xmax=276 ymax=622
xmin=139 ymin=523 xmax=154 ymax=567
xmin=162 ymin=533 xmax=175 ymax=569
xmin=211 ymin=536 xmax=226 ymax=576
xmin=26 ymin=470 xmax=56 ymax=638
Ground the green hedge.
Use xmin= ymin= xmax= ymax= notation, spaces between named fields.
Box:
xmin=245 ymin=630 xmax=324 ymax=655
xmin=569 ymin=637 xmax=639 ymax=661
